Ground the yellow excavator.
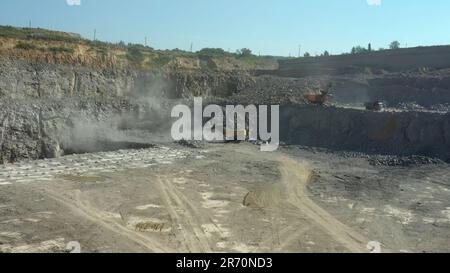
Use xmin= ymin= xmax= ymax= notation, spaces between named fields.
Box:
xmin=224 ymin=128 xmax=248 ymax=142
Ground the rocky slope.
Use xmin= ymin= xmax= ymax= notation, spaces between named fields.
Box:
xmin=274 ymin=45 xmax=450 ymax=77
xmin=3 ymin=48 xmax=450 ymax=163
xmin=280 ymin=105 xmax=450 ymax=162
xmin=0 ymin=57 xmax=258 ymax=163
xmin=0 ymin=58 xmax=257 ymax=100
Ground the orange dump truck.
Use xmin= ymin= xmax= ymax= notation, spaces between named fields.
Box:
xmin=304 ymin=91 xmax=331 ymax=105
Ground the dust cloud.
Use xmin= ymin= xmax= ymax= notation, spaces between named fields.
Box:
xmin=59 ymin=76 xmax=176 ymax=154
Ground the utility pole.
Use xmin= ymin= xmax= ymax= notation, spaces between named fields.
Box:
xmin=190 ymin=42 xmax=193 ymax=52
xmin=145 ymin=36 xmax=147 ymax=47
xmin=298 ymin=45 xmax=301 ymax=57
xmin=28 ymin=20 xmax=31 ymax=28
xmin=93 ymin=29 xmax=96 ymax=41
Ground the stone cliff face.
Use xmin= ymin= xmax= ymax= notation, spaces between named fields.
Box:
xmin=274 ymin=45 xmax=450 ymax=77
xmin=281 ymin=105 xmax=450 ymax=162
xmin=0 ymin=98 xmax=135 ymax=163
xmin=2 ymin=56 xmax=450 ymax=163
xmin=0 ymin=57 xmax=256 ymax=163
xmin=0 ymin=58 xmax=255 ymax=100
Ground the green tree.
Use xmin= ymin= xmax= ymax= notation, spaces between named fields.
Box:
xmin=126 ymin=46 xmax=144 ymax=64
xmin=351 ymin=46 xmax=368 ymax=54
xmin=117 ymin=41 xmax=126 ymax=48
xmin=198 ymin=48 xmax=227 ymax=56
xmin=389 ymin=41 xmax=400 ymax=50
xmin=239 ymin=48 xmax=253 ymax=57
xmin=303 ymin=52 xmax=311 ymax=57
xmin=323 ymin=50 xmax=330 ymax=56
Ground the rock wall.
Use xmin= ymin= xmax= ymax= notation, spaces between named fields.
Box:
xmin=330 ymin=73 xmax=450 ymax=107
xmin=274 ymin=45 xmax=450 ymax=77
xmin=0 ymin=99 xmax=133 ymax=163
xmin=0 ymin=57 xmax=257 ymax=162
xmin=0 ymin=58 xmax=254 ymax=100
xmin=280 ymin=105 xmax=450 ymax=161
xmin=3 ymin=56 xmax=450 ymax=163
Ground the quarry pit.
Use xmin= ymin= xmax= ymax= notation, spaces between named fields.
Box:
xmin=1 ymin=44 xmax=450 ymax=253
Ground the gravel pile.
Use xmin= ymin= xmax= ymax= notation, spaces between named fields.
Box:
xmin=368 ymin=155 xmax=444 ymax=167
xmin=175 ymin=139 xmax=205 ymax=149
xmin=289 ymin=145 xmax=445 ymax=167
xmin=396 ymin=102 xmax=426 ymax=111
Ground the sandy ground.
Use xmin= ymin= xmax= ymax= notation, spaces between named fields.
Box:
xmin=0 ymin=143 xmax=449 ymax=253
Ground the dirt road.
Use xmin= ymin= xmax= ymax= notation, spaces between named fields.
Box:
xmin=1 ymin=143 xmax=449 ymax=252
xmin=276 ymin=156 xmax=368 ymax=252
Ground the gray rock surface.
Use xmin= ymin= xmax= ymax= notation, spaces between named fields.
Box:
xmin=280 ymin=105 xmax=450 ymax=162
xmin=2 ymin=57 xmax=450 ymax=163
xmin=0 ymin=57 xmax=255 ymax=162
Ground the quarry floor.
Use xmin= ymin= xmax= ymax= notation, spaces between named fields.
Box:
xmin=0 ymin=143 xmax=449 ymax=253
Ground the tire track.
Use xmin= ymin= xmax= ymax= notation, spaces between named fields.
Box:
xmin=277 ymin=156 xmax=369 ymax=253
xmin=44 ymin=189 xmax=169 ymax=253
xmin=156 ymin=175 xmax=212 ymax=253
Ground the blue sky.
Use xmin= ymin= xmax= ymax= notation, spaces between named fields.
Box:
xmin=0 ymin=0 xmax=449 ymax=56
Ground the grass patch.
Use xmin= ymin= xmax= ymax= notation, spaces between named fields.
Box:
xmin=126 ymin=46 xmax=145 ymax=65
xmin=2 ymin=25 xmax=279 ymax=70
xmin=0 ymin=25 xmax=81 ymax=43
xmin=48 ymin=46 xmax=74 ymax=54
xmin=15 ymin=41 xmax=37 ymax=50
